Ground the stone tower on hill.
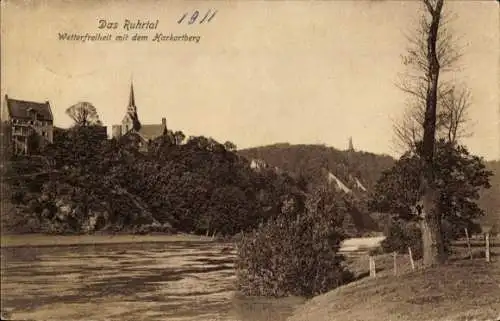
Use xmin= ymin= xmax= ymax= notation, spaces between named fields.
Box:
xmin=348 ymin=137 xmax=354 ymax=152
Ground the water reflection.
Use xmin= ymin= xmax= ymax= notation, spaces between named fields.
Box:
xmin=1 ymin=241 xmax=304 ymax=321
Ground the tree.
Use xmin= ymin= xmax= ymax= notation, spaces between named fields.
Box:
xmin=370 ymin=140 xmax=492 ymax=256
xmin=224 ymin=141 xmax=237 ymax=152
xmin=46 ymin=126 xmax=106 ymax=170
xmin=394 ymin=0 xmax=464 ymax=266
xmin=173 ymin=131 xmax=186 ymax=145
xmin=27 ymin=132 xmax=41 ymax=155
xmin=42 ymin=126 xmax=110 ymax=228
xmin=394 ymin=0 xmax=470 ymax=153
xmin=66 ymin=102 xmax=102 ymax=127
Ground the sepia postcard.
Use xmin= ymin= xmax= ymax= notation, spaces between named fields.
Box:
xmin=1 ymin=0 xmax=499 ymax=320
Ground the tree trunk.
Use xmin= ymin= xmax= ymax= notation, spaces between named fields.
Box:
xmin=419 ymin=184 xmax=446 ymax=266
xmin=419 ymin=0 xmax=445 ymax=267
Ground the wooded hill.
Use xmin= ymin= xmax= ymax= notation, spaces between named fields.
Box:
xmin=1 ymin=128 xmax=307 ymax=236
xmin=238 ymin=144 xmax=397 ymax=235
xmin=2 ymin=131 xmax=497 ymax=236
xmin=239 ymin=143 xmax=499 ymax=232
xmin=238 ymin=143 xmax=395 ymax=193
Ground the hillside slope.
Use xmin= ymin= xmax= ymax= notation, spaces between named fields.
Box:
xmin=288 ymin=258 xmax=500 ymax=321
xmin=240 ymin=144 xmax=499 ymax=236
xmin=239 ymin=144 xmax=395 ymax=235
xmin=238 ymin=143 xmax=395 ymax=192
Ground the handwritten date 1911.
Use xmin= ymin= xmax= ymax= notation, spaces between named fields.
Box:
xmin=177 ymin=9 xmax=217 ymax=24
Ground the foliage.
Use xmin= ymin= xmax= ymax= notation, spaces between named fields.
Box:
xmin=26 ymin=132 xmax=41 ymax=155
xmin=4 ymin=121 xmax=306 ymax=236
xmin=238 ymin=144 xmax=394 ymax=236
xmin=369 ymin=139 xmax=492 ymax=223
xmin=478 ymin=160 xmax=500 ymax=232
xmin=379 ymin=216 xmax=481 ymax=260
xmin=380 ymin=219 xmax=423 ymax=259
xmin=371 ymin=140 xmax=492 ymax=259
xmin=236 ymin=186 xmax=353 ymax=298
xmin=238 ymin=143 xmax=394 ymax=191
xmin=66 ymin=102 xmax=102 ymax=126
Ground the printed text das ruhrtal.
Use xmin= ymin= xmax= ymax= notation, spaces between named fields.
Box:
xmin=99 ymin=19 xmax=159 ymax=30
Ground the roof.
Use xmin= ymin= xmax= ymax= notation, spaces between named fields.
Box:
xmin=5 ymin=96 xmax=53 ymax=121
xmin=137 ymin=124 xmax=166 ymax=141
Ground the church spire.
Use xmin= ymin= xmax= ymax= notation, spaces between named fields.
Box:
xmin=128 ymin=81 xmax=136 ymax=113
xmin=348 ymin=137 xmax=354 ymax=152
xmin=125 ymin=81 xmax=141 ymax=131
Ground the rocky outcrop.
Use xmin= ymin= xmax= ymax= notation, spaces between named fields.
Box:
xmin=327 ymin=172 xmax=352 ymax=194
xmin=3 ymin=184 xmax=173 ymax=235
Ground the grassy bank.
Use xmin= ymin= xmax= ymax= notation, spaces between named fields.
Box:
xmin=289 ymin=243 xmax=500 ymax=321
xmin=0 ymin=233 xmax=215 ymax=248
xmin=289 ymin=260 xmax=500 ymax=321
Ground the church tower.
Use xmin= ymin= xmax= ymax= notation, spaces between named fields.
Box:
xmin=348 ymin=137 xmax=354 ymax=152
xmin=127 ymin=82 xmax=137 ymax=114
xmin=121 ymin=81 xmax=141 ymax=135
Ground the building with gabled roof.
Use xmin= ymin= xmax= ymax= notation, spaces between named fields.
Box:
xmin=112 ymin=82 xmax=167 ymax=152
xmin=2 ymin=95 xmax=54 ymax=155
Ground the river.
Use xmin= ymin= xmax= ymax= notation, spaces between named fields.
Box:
xmin=1 ymin=238 xmax=306 ymax=321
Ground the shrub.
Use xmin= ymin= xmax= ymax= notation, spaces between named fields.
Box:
xmin=381 ymin=218 xmax=457 ymax=260
xmin=235 ymin=187 xmax=354 ymax=297
xmin=381 ymin=219 xmax=423 ymax=259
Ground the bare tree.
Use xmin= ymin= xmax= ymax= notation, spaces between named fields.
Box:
xmin=393 ymin=84 xmax=471 ymax=152
xmin=440 ymin=85 xmax=471 ymax=144
xmin=394 ymin=2 xmax=468 ymax=154
xmin=396 ymin=0 xmax=455 ymax=266
xmin=66 ymin=102 xmax=102 ymax=127
xmin=418 ymin=0 xmax=447 ymax=267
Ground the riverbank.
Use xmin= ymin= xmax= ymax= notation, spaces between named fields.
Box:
xmin=288 ymin=244 xmax=500 ymax=321
xmin=1 ymin=233 xmax=385 ymax=250
xmin=0 ymin=233 xmax=215 ymax=248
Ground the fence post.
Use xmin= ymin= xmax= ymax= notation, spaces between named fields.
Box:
xmin=369 ymin=255 xmax=376 ymax=277
xmin=408 ymin=247 xmax=415 ymax=271
xmin=485 ymin=232 xmax=490 ymax=263
xmin=465 ymin=228 xmax=472 ymax=260
xmin=393 ymin=251 xmax=397 ymax=276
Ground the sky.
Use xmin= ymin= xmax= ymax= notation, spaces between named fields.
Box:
xmin=1 ymin=0 xmax=499 ymax=160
